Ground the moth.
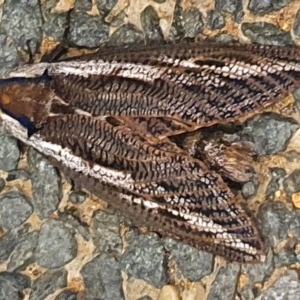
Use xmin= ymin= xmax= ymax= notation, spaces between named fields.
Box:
xmin=1 ymin=42 xmax=300 ymax=263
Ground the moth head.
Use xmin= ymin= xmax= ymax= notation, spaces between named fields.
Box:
xmin=0 ymin=77 xmax=53 ymax=134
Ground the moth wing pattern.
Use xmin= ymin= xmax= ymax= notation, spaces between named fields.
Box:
xmin=2 ymin=42 xmax=300 ymax=262
xmin=37 ymin=114 xmax=264 ymax=262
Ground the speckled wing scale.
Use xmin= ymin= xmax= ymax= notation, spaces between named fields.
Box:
xmin=1 ymin=42 xmax=300 ymax=263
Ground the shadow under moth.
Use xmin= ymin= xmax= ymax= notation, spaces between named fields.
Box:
xmin=1 ymin=42 xmax=300 ymax=263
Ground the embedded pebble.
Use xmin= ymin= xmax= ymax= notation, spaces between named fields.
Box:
xmin=258 ymin=201 xmax=296 ymax=248
xmin=266 ymin=168 xmax=287 ymax=201
xmin=35 ymin=220 xmax=77 ymax=268
xmin=164 ymin=239 xmax=214 ymax=281
xmin=68 ymin=4 xmax=109 ymax=47
xmin=242 ymin=22 xmax=293 ymax=45
xmin=0 ymin=191 xmax=33 ymax=231
xmin=6 ymin=169 xmax=31 ymax=181
xmin=241 ymin=115 xmax=298 ymax=155
xmin=31 ymin=269 xmax=67 ymax=300
xmin=81 ymin=254 xmax=124 ymax=300
xmin=141 ymin=6 xmax=164 ymax=42
xmin=0 ymin=34 xmax=20 ymax=74
xmin=182 ymin=7 xmax=204 ymax=38
xmin=40 ymin=0 xmax=69 ymax=41
xmin=0 ymin=226 xmax=32 ymax=264
xmin=69 ymin=191 xmax=87 ymax=204
xmin=241 ymin=249 xmax=274 ymax=288
xmin=274 ymin=247 xmax=299 ymax=268
xmin=91 ymin=210 xmax=123 ymax=254
xmin=108 ymin=24 xmax=144 ymax=46
xmin=0 ymin=272 xmax=31 ymax=300
xmin=248 ymin=0 xmax=287 ymax=15
xmin=207 ymin=10 xmax=226 ymax=30
xmin=240 ymin=250 xmax=274 ymax=298
xmin=55 ymin=290 xmax=83 ymax=300
xmin=0 ymin=178 xmax=6 ymax=193
xmin=215 ymin=0 xmax=244 ymax=22
xmin=257 ymin=270 xmax=300 ymax=300
xmin=27 ymin=148 xmax=61 ymax=219
xmin=293 ymin=9 xmax=300 ymax=38
xmin=207 ymin=263 xmax=241 ymax=300
xmin=120 ymin=233 xmax=168 ymax=288
xmin=0 ymin=0 xmax=42 ymax=50
xmin=283 ymin=169 xmax=300 ymax=194
xmin=7 ymin=231 xmax=38 ymax=272
xmin=0 ymin=129 xmax=20 ymax=172
xmin=242 ymin=180 xmax=259 ymax=199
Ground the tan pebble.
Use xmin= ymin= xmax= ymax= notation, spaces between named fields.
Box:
xmin=158 ymin=285 xmax=180 ymax=300
xmin=292 ymin=192 xmax=300 ymax=208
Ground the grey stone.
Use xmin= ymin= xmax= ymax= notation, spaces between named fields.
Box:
xmin=0 ymin=178 xmax=5 ymax=193
xmin=214 ymin=33 xmax=237 ymax=43
xmin=0 ymin=226 xmax=31 ymax=263
xmin=82 ymin=254 xmax=124 ymax=300
xmin=293 ymin=86 xmax=300 ymax=112
xmin=0 ymin=129 xmax=20 ymax=172
xmin=0 ymin=272 xmax=31 ymax=300
xmin=6 ymin=169 xmax=31 ymax=181
xmin=240 ymin=249 xmax=274 ymax=299
xmin=0 ymin=34 xmax=20 ymax=75
xmin=215 ymin=0 xmax=244 ymax=22
xmin=141 ymin=6 xmax=164 ymax=42
xmin=182 ymin=7 xmax=204 ymax=38
xmin=242 ymin=180 xmax=259 ymax=199
xmin=28 ymin=148 xmax=61 ymax=219
xmin=293 ymin=9 xmax=300 ymax=38
xmin=242 ymin=249 xmax=274 ymax=285
xmin=256 ymin=270 xmax=300 ymax=300
xmin=31 ymin=269 xmax=67 ymax=300
xmin=248 ymin=0 xmax=288 ymax=15
xmin=241 ymin=114 xmax=298 ymax=155
xmin=164 ymin=239 xmax=214 ymax=281
xmin=274 ymin=247 xmax=299 ymax=268
xmin=41 ymin=0 xmax=69 ymax=41
xmin=108 ymin=24 xmax=144 ymax=46
xmin=266 ymin=168 xmax=287 ymax=201
xmin=55 ymin=290 xmax=82 ymax=300
xmin=120 ymin=233 xmax=168 ymax=288
xmin=207 ymin=263 xmax=241 ymax=300
xmin=283 ymin=169 xmax=300 ymax=194
xmin=241 ymin=22 xmax=293 ymax=45
xmin=92 ymin=210 xmax=123 ymax=254
xmin=0 ymin=0 xmax=42 ymax=51
xmin=35 ymin=219 xmax=77 ymax=268
xmin=69 ymin=191 xmax=87 ymax=204
xmin=97 ymin=0 xmax=118 ymax=12
xmin=0 ymin=191 xmax=33 ymax=231
xmin=57 ymin=211 xmax=91 ymax=241
xmin=288 ymin=212 xmax=300 ymax=241
xmin=168 ymin=1 xmax=185 ymax=40
xmin=258 ymin=201 xmax=294 ymax=248
xmin=206 ymin=10 xmax=226 ymax=30
xmin=240 ymin=288 xmax=257 ymax=300
xmin=68 ymin=6 xmax=109 ymax=48
xmin=7 ymin=231 xmax=38 ymax=272
xmin=215 ymin=0 xmax=240 ymax=14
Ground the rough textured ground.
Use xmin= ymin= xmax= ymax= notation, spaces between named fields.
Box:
xmin=1 ymin=0 xmax=300 ymax=299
